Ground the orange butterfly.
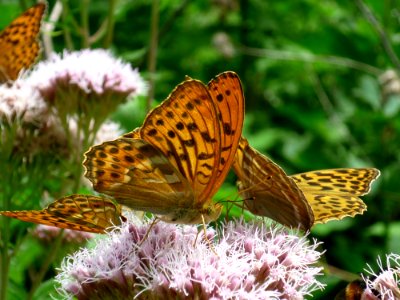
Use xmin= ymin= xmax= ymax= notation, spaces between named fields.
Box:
xmin=233 ymin=137 xmax=380 ymax=230
xmin=0 ymin=195 xmax=123 ymax=234
xmin=0 ymin=3 xmax=45 ymax=83
xmin=84 ymin=71 xmax=245 ymax=224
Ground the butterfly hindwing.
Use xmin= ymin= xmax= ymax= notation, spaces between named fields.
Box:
xmin=0 ymin=195 xmax=122 ymax=233
xmin=291 ymin=168 xmax=380 ymax=224
xmin=234 ymin=137 xmax=380 ymax=229
xmin=47 ymin=194 xmax=123 ymax=229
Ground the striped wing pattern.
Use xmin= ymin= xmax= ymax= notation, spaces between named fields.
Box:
xmin=84 ymin=138 xmax=193 ymax=217
xmin=291 ymin=168 xmax=380 ymax=224
xmin=84 ymin=72 xmax=245 ymax=224
xmin=234 ymin=137 xmax=380 ymax=230
xmin=233 ymin=137 xmax=314 ymax=230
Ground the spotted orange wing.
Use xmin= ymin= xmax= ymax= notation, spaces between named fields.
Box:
xmin=84 ymin=138 xmax=195 ymax=220
xmin=234 ymin=137 xmax=380 ymax=230
xmin=206 ymin=72 xmax=244 ymax=198
xmin=0 ymin=195 xmax=123 ymax=233
xmin=0 ymin=3 xmax=45 ymax=82
xmin=233 ymin=137 xmax=314 ymax=230
xmin=139 ymin=72 xmax=244 ymax=201
xmin=84 ymin=72 xmax=245 ymax=224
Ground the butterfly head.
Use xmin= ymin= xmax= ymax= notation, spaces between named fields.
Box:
xmin=160 ymin=203 xmax=223 ymax=225
xmin=203 ymin=202 xmax=223 ymax=223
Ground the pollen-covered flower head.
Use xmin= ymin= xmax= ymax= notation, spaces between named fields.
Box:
xmin=56 ymin=217 xmax=324 ymax=299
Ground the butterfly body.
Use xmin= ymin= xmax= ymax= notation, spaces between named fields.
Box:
xmin=0 ymin=3 xmax=45 ymax=82
xmin=84 ymin=72 xmax=245 ymax=224
xmin=234 ymin=137 xmax=380 ymax=230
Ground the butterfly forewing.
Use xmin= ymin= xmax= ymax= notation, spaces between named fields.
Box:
xmin=0 ymin=195 xmax=122 ymax=233
xmin=207 ymin=72 xmax=245 ymax=197
xmin=139 ymin=73 xmax=245 ymax=202
xmin=0 ymin=3 xmax=45 ymax=82
xmin=234 ymin=137 xmax=314 ymax=230
xmin=140 ymin=79 xmax=221 ymax=202
xmin=121 ymin=127 xmax=141 ymax=139
xmin=291 ymin=168 xmax=380 ymax=224
xmin=84 ymin=138 xmax=194 ymax=215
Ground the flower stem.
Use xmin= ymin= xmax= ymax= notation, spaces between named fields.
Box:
xmin=0 ymin=217 xmax=10 ymax=300
xmin=80 ymin=0 xmax=90 ymax=48
xmin=147 ymin=0 xmax=160 ymax=112
xmin=26 ymin=230 xmax=64 ymax=300
xmin=103 ymin=0 xmax=117 ymax=48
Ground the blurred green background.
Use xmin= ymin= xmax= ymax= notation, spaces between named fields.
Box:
xmin=1 ymin=0 xmax=400 ymax=298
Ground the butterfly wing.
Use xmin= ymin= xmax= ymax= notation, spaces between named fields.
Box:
xmin=139 ymin=79 xmax=221 ymax=202
xmin=0 ymin=195 xmax=122 ymax=233
xmin=233 ymin=137 xmax=314 ymax=230
xmin=121 ymin=127 xmax=141 ymax=139
xmin=206 ymin=71 xmax=245 ymax=198
xmin=140 ymin=72 xmax=244 ymax=203
xmin=291 ymin=168 xmax=380 ymax=224
xmin=0 ymin=3 xmax=45 ymax=82
xmin=84 ymin=138 xmax=194 ymax=216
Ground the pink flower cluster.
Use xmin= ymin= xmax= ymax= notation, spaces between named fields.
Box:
xmin=0 ymin=49 xmax=144 ymax=157
xmin=361 ymin=253 xmax=400 ymax=299
xmin=56 ymin=217 xmax=324 ymax=299
xmin=31 ymin=224 xmax=94 ymax=244
xmin=27 ymin=49 xmax=146 ymax=101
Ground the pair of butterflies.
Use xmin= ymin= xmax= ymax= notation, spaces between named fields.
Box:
xmin=0 ymin=71 xmax=380 ymax=233
xmin=0 ymin=3 xmax=45 ymax=83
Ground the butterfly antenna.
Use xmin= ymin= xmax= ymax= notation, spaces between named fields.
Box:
xmin=236 ymin=177 xmax=270 ymax=195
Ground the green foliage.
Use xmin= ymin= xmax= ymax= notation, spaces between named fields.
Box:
xmin=0 ymin=0 xmax=399 ymax=298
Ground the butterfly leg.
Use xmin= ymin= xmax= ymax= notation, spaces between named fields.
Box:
xmin=224 ymin=202 xmax=233 ymax=222
xmin=138 ymin=217 xmax=160 ymax=246
xmin=192 ymin=214 xmax=218 ymax=256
